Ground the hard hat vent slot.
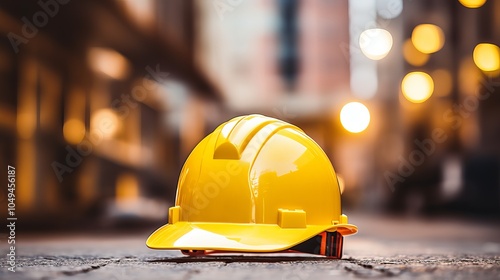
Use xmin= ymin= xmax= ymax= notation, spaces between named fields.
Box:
xmin=213 ymin=115 xmax=292 ymax=160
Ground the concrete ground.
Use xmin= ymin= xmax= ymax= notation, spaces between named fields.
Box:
xmin=1 ymin=213 xmax=500 ymax=279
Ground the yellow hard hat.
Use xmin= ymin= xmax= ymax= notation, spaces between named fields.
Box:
xmin=147 ymin=114 xmax=357 ymax=258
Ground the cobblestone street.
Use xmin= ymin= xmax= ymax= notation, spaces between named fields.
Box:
xmin=2 ymin=214 xmax=499 ymax=279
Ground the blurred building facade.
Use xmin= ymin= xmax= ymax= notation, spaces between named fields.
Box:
xmin=0 ymin=0 xmax=219 ymax=228
xmin=1 ymin=0 xmax=499 ymax=229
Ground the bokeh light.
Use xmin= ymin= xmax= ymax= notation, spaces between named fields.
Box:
xmin=359 ymin=28 xmax=393 ymax=60
xmin=403 ymin=39 xmax=430 ymax=66
xmin=88 ymin=48 xmax=131 ymax=79
xmin=473 ymin=43 xmax=500 ymax=72
xmin=401 ymin=72 xmax=434 ymax=103
xmin=63 ymin=119 xmax=86 ymax=144
xmin=116 ymin=173 xmax=139 ymax=204
xmin=458 ymin=0 xmax=487 ymax=8
xmin=340 ymin=102 xmax=371 ymax=133
xmin=376 ymin=0 xmax=403 ymax=19
xmin=91 ymin=109 xmax=120 ymax=138
xmin=411 ymin=24 xmax=445 ymax=54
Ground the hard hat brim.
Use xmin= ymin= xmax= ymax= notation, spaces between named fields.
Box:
xmin=146 ymin=221 xmax=357 ymax=252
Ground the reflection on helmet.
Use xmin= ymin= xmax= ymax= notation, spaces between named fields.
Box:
xmin=147 ymin=114 xmax=357 ymax=258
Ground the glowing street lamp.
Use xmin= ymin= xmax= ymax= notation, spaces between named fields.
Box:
xmin=340 ymin=102 xmax=371 ymax=133
xmin=401 ymin=72 xmax=434 ymax=103
xmin=473 ymin=43 xmax=500 ymax=72
xmin=359 ymin=28 xmax=393 ymax=60
xmin=411 ymin=24 xmax=445 ymax=54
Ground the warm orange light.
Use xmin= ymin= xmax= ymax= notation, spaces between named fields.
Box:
xmin=63 ymin=119 xmax=86 ymax=144
xmin=17 ymin=112 xmax=36 ymax=140
xmin=340 ymin=102 xmax=371 ymax=133
xmin=403 ymin=39 xmax=429 ymax=66
xmin=458 ymin=0 xmax=486 ymax=8
xmin=473 ymin=43 xmax=500 ymax=72
xmin=17 ymin=87 xmax=37 ymax=140
xmin=91 ymin=109 xmax=120 ymax=138
xmin=401 ymin=72 xmax=434 ymax=103
xmin=411 ymin=24 xmax=445 ymax=54
xmin=88 ymin=48 xmax=131 ymax=79
xmin=17 ymin=140 xmax=36 ymax=211
xmin=116 ymin=173 xmax=139 ymax=206
xmin=121 ymin=0 xmax=155 ymax=28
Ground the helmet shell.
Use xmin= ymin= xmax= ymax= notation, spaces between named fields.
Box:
xmin=147 ymin=115 xmax=357 ymax=252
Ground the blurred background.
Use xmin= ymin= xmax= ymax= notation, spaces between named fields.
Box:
xmin=0 ymin=0 xmax=499 ymax=232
